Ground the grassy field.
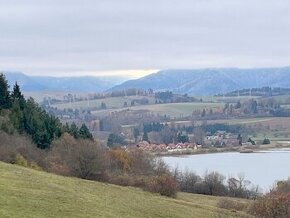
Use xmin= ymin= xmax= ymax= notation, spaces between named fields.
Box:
xmin=54 ymin=96 xmax=156 ymax=110
xmin=127 ymin=102 xmax=223 ymax=117
xmin=92 ymin=102 xmax=223 ymax=118
xmin=0 ymin=162 xmax=251 ymax=218
xmin=210 ymin=96 xmax=261 ymax=103
xmin=264 ymin=94 xmax=290 ymax=104
xmin=281 ymin=104 xmax=290 ymax=109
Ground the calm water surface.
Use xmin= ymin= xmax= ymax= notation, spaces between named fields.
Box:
xmin=163 ymin=148 xmax=290 ymax=192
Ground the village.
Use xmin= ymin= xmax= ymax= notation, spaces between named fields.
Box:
xmin=133 ymin=130 xmax=255 ymax=153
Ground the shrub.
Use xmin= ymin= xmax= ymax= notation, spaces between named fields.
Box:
xmin=0 ymin=131 xmax=45 ymax=167
xmin=144 ymin=174 xmax=178 ymax=197
xmin=204 ymin=171 xmax=227 ymax=196
xmin=262 ymin=138 xmax=271 ymax=145
xmin=249 ymin=193 xmax=290 ymax=218
xmin=177 ymin=170 xmax=202 ymax=193
xmin=48 ymin=133 xmax=108 ymax=180
xmin=275 ymin=180 xmax=290 ymax=194
xmin=109 ymin=174 xmax=147 ymax=188
xmin=13 ymin=153 xmax=28 ymax=167
xmin=217 ymin=198 xmax=249 ymax=212
xmin=109 ymin=149 xmax=132 ymax=172
xmin=29 ymin=161 xmax=42 ymax=171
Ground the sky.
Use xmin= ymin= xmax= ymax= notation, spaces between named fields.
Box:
xmin=0 ymin=0 xmax=290 ymax=78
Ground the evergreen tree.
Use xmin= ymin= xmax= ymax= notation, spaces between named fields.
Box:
xmin=9 ymin=100 xmax=25 ymax=133
xmin=0 ymin=73 xmax=11 ymax=109
xmin=107 ymin=133 xmax=125 ymax=147
xmin=11 ymin=82 xmax=23 ymax=100
xmin=201 ymin=108 xmax=206 ymax=117
xmin=237 ymin=134 xmax=242 ymax=146
xmin=235 ymin=100 xmax=241 ymax=109
xmin=142 ymin=131 xmax=149 ymax=142
xmin=0 ymin=77 xmax=64 ymax=149
xmin=22 ymin=98 xmax=62 ymax=149
xmin=177 ymin=132 xmax=189 ymax=143
xmin=79 ymin=124 xmax=93 ymax=140
xmin=133 ymin=128 xmax=140 ymax=142
xmin=11 ymin=82 xmax=26 ymax=109
xmin=69 ymin=122 xmax=79 ymax=138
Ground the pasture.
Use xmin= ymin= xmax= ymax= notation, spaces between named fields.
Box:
xmin=0 ymin=162 xmax=251 ymax=218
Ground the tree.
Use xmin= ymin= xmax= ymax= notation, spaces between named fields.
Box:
xmin=79 ymin=124 xmax=93 ymax=140
xmin=177 ymin=132 xmax=189 ymax=143
xmin=262 ymin=138 xmax=271 ymax=145
xmin=69 ymin=122 xmax=79 ymax=138
xmin=201 ymin=109 xmax=206 ymax=117
xmin=9 ymin=100 xmax=25 ymax=133
xmin=193 ymin=127 xmax=205 ymax=145
xmin=237 ymin=134 xmax=242 ymax=146
xmin=100 ymin=102 xmax=107 ymax=109
xmin=11 ymin=82 xmax=23 ymax=100
xmin=235 ymin=100 xmax=241 ymax=109
xmin=133 ymin=128 xmax=140 ymax=142
xmin=107 ymin=133 xmax=125 ymax=148
xmin=0 ymin=73 xmax=11 ymax=109
xmin=142 ymin=131 xmax=149 ymax=142
xmin=204 ymin=171 xmax=226 ymax=196
xmin=248 ymin=137 xmax=256 ymax=145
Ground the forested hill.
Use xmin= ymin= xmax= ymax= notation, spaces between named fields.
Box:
xmin=0 ymin=73 xmax=93 ymax=149
xmin=3 ymin=72 xmax=128 ymax=92
xmin=110 ymin=67 xmax=290 ymax=95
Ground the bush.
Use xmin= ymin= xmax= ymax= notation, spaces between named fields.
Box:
xmin=275 ymin=180 xmax=290 ymax=194
xmin=13 ymin=153 xmax=28 ymax=167
xmin=109 ymin=174 xmax=147 ymax=188
xmin=176 ymin=170 xmax=202 ymax=193
xmin=0 ymin=131 xmax=45 ymax=167
xmin=144 ymin=174 xmax=178 ymax=197
xmin=217 ymin=198 xmax=249 ymax=212
xmin=262 ymin=138 xmax=271 ymax=145
xmin=249 ymin=193 xmax=290 ymax=218
xmin=203 ymin=171 xmax=227 ymax=196
xmin=48 ymin=133 xmax=108 ymax=180
xmin=109 ymin=149 xmax=132 ymax=172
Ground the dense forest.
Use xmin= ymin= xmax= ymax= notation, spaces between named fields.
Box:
xmin=0 ymin=73 xmax=92 ymax=149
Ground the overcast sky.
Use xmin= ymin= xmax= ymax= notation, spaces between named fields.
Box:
xmin=0 ymin=0 xmax=290 ymax=77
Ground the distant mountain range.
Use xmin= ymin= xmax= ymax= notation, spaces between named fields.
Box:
xmin=110 ymin=67 xmax=290 ymax=95
xmin=3 ymin=72 xmax=128 ymax=92
xmin=3 ymin=67 xmax=290 ymax=95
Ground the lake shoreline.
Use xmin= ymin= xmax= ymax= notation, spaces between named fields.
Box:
xmin=154 ymin=143 xmax=290 ymax=157
xmin=162 ymin=145 xmax=290 ymax=191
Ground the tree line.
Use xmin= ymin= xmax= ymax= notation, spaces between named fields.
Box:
xmin=0 ymin=73 xmax=92 ymax=149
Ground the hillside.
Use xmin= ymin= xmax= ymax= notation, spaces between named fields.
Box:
xmin=3 ymin=72 xmax=128 ymax=92
xmin=0 ymin=162 xmax=250 ymax=218
xmin=110 ymin=67 xmax=290 ymax=95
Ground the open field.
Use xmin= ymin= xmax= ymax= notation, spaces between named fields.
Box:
xmin=0 ymin=162 xmax=251 ymax=218
xmin=93 ymin=102 xmax=224 ymax=118
xmin=210 ymin=96 xmax=261 ymax=103
xmin=54 ymin=96 xmax=156 ymax=110
xmin=24 ymin=91 xmax=91 ymax=103
xmin=264 ymin=94 xmax=290 ymax=104
xmin=127 ymin=102 xmax=224 ymax=117
xmin=281 ymin=104 xmax=290 ymax=109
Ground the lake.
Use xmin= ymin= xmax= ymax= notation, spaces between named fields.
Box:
xmin=163 ymin=148 xmax=290 ymax=192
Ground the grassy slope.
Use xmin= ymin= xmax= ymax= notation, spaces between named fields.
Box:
xmin=0 ymin=162 xmax=250 ymax=218
xmin=54 ymin=96 xmax=156 ymax=110
xmin=92 ymin=102 xmax=223 ymax=118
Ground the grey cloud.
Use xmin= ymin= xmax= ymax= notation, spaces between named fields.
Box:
xmin=0 ymin=0 xmax=290 ymax=76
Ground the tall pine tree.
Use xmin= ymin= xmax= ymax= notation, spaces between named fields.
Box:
xmin=79 ymin=124 xmax=93 ymax=140
xmin=0 ymin=73 xmax=11 ymax=109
